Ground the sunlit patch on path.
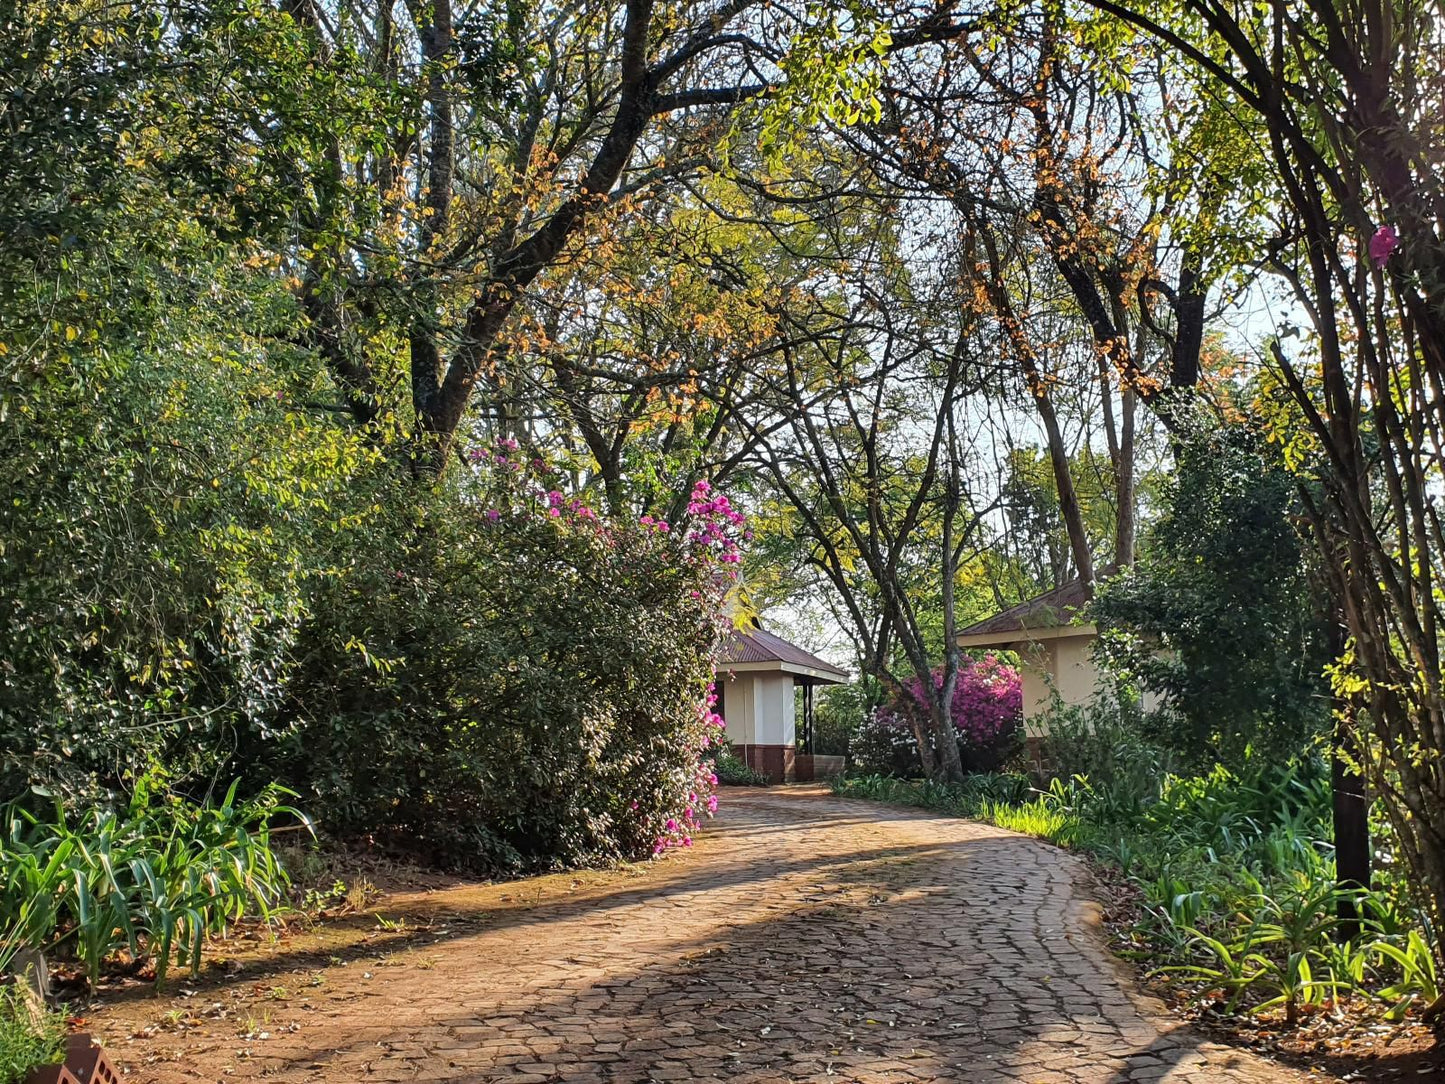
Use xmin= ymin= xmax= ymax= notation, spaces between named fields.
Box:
xmin=90 ymin=787 xmax=1311 ymax=1083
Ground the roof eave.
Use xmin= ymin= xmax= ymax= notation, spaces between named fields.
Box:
xmin=781 ymin=661 xmax=849 ymax=685
xmin=718 ymin=660 xmax=850 ymax=684
xmin=955 ymin=623 xmax=1098 ymax=649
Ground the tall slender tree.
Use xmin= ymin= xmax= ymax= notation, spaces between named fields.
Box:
xmin=1087 ymin=0 xmax=1445 ymax=962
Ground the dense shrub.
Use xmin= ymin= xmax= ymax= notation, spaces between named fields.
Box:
xmin=849 ymin=711 xmax=924 ymax=777
xmin=807 ymin=682 xmax=876 ymax=756
xmin=273 ymin=459 xmax=739 ymax=870
xmin=0 ymin=233 xmax=372 ymax=807
xmin=1038 ymin=695 xmax=1178 ymax=815
xmin=1 ymin=258 xmax=739 ymax=872
xmin=0 ymin=192 xmax=740 ymax=877
xmin=1092 ymin=425 xmax=1331 ymax=767
xmin=707 ymin=749 xmax=770 ymax=786
xmin=852 ymin=656 xmax=1023 ymax=776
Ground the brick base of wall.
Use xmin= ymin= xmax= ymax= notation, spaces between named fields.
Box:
xmin=1024 ymin=736 xmax=1049 ymax=777
xmin=793 ymin=754 xmax=846 ymax=782
xmin=731 ymin=744 xmax=794 ymax=784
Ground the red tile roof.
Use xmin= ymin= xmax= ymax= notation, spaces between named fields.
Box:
xmin=956 ymin=579 xmax=1091 ymax=638
xmin=718 ymin=627 xmax=850 ymax=679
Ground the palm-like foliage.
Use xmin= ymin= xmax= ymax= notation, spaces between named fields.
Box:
xmin=0 ymin=783 xmax=302 ymax=988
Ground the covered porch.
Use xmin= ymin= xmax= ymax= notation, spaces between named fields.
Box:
xmin=716 ymin=625 xmax=849 ymax=783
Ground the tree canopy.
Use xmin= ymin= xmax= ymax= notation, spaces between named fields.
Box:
xmin=5 ymin=0 xmax=1445 ymax=981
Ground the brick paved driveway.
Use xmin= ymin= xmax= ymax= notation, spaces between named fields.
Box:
xmin=93 ymin=787 xmax=1314 ymax=1083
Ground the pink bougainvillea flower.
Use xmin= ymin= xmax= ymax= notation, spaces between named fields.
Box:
xmin=1369 ymin=225 xmax=1399 ymax=267
xmin=874 ymin=655 xmax=1023 ymax=761
xmin=459 ymin=457 xmax=739 ymax=866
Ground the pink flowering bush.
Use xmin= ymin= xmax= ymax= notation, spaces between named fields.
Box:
xmin=853 ymin=656 xmax=1023 ymax=776
xmin=283 ymin=445 xmax=742 ymax=871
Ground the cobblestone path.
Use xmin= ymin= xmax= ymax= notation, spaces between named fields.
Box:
xmin=92 ymin=787 xmax=1314 ymax=1083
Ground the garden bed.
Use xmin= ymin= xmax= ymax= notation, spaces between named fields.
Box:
xmin=1085 ymin=852 xmax=1442 ymax=1081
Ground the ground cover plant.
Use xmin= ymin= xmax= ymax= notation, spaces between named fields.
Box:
xmin=0 ymin=985 xmax=65 ymax=1084
xmin=707 ymin=750 xmax=771 ymax=787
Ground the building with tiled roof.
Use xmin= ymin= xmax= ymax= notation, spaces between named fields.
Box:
xmin=717 ymin=626 xmax=850 ymax=684
xmin=715 ymin=623 xmax=849 ymax=783
xmin=956 ymin=580 xmax=1101 ymax=749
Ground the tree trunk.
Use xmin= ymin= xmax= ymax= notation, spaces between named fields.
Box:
xmin=932 ymin=701 xmax=965 ymax=782
xmin=909 ymin=702 xmax=938 ymax=779
xmin=1037 ymin=389 xmax=1096 ymax=592
xmin=1332 ymin=725 xmax=1371 ymax=939
xmin=1325 ymin=613 xmax=1371 ymax=939
xmin=937 ymin=402 xmax=969 ymax=785
xmin=1114 ymin=384 xmax=1137 ymax=569
xmin=970 ymin=221 xmax=1095 ymax=591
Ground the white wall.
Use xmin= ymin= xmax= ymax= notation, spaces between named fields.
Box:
xmin=1017 ymin=642 xmax=1056 ymax=737
xmin=1054 ymin=637 xmax=1103 ymax=706
xmin=720 ymin=672 xmax=756 ymax=744
xmin=1014 ymin=633 xmax=1170 ymax=735
xmin=1017 ymin=634 xmax=1104 ymax=733
xmin=719 ymin=671 xmax=797 ymax=745
xmin=754 ymin=673 xmax=796 ymax=745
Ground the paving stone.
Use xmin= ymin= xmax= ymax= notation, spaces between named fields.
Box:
xmin=87 ymin=787 xmax=1311 ymax=1083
